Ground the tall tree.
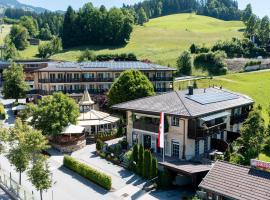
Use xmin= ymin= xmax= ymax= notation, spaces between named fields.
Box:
xmin=9 ymin=25 xmax=29 ymax=50
xmin=257 ymin=16 xmax=270 ymax=47
xmin=2 ymin=63 xmax=29 ymax=100
xmin=177 ymin=50 xmax=193 ymax=76
xmin=3 ymin=37 xmax=18 ymax=61
xmin=244 ymin=14 xmax=258 ymax=39
xmin=6 ymin=119 xmax=48 ymax=184
xmin=28 ymin=155 xmax=52 ymax=200
xmin=241 ymin=4 xmax=253 ymax=24
xmin=30 ymin=93 xmax=80 ymax=136
xmin=62 ymin=6 xmax=77 ymax=48
xmin=20 ymin=16 xmax=39 ymax=37
xmin=230 ymin=107 xmax=265 ymax=165
xmin=108 ymin=70 xmax=155 ymax=105
xmin=137 ymin=7 xmax=148 ymax=25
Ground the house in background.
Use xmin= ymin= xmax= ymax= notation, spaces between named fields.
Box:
xmin=33 ymin=61 xmax=176 ymax=96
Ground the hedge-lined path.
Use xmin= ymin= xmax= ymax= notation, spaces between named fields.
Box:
xmin=71 ymin=138 xmax=150 ymax=198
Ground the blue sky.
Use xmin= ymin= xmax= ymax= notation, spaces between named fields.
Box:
xmin=18 ymin=0 xmax=269 ymax=18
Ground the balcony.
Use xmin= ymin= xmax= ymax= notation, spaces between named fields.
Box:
xmin=133 ymin=121 xmax=169 ymax=133
xmin=38 ymin=77 xmax=114 ymax=83
xmin=188 ymin=120 xmax=227 ymax=139
xmin=230 ymin=113 xmax=249 ymax=125
xmin=148 ymin=77 xmax=173 ymax=82
xmin=155 ymin=88 xmax=173 ymax=93
xmin=36 ymin=89 xmax=107 ymax=95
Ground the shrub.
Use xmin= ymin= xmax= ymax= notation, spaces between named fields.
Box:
xmin=120 ymin=139 xmax=128 ymax=150
xmin=132 ymin=144 xmax=139 ymax=164
xmin=194 ymin=51 xmax=228 ymax=75
xmin=150 ymin=157 xmax=158 ymax=179
xmin=143 ymin=150 xmax=152 ymax=179
xmin=137 ymin=144 xmax=144 ymax=176
xmin=100 ymin=152 xmax=106 ymax=159
xmin=64 ymin=155 xmax=112 ymax=190
xmin=0 ymin=104 xmax=6 ymax=120
xmin=95 ymin=131 xmax=117 ymax=142
xmin=96 ymin=139 xmax=104 ymax=151
xmin=245 ymin=60 xmax=262 ymax=67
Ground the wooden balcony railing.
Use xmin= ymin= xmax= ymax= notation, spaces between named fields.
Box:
xmin=188 ymin=120 xmax=227 ymax=139
xmin=230 ymin=113 xmax=249 ymax=125
xmin=133 ymin=121 xmax=169 ymax=133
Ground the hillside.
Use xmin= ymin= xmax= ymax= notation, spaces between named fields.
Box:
xmin=0 ymin=24 xmax=12 ymax=44
xmin=0 ymin=0 xmax=47 ymax=13
xmin=50 ymin=14 xmax=244 ymax=66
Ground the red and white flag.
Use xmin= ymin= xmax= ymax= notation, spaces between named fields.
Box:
xmin=158 ymin=112 xmax=164 ymax=148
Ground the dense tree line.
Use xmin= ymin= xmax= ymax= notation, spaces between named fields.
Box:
xmin=4 ymin=8 xmax=63 ymax=38
xmin=62 ymin=3 xmax=134 ymax=49
xmin=125 ymin=0 xmax=241 ymax=24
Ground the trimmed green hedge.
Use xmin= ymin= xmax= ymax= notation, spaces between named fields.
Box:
xmin=63 ymin=155 xmax=112 ymax=190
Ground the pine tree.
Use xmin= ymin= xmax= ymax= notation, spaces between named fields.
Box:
xmin=150 ymin=157 xmax=158 ymax=179
xmin=137 ymin=144 xmax=144 ymax=176
xmin=132 ymin=144 xmax=139 ymax=164
xmin=143 ymin=150 xmax=152 ymax=179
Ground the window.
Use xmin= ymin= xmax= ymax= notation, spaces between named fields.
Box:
xmin=171 ymin=141 xmax=179 ymax=158
xmin=195 ymin=140 xmax=199 ymax=157
xmin=132 ymin=132 xmax=138 ymax=145
xmin=74 ymin=73 xmax=80 ymax=79
xmin=171 ymin=116 xmax=180 ymax=127
xmin=74 ymin=85 xmax=80 ymax=90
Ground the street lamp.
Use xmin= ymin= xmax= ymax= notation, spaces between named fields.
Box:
xmin=50 ymin=173 xmax=57 ymax=200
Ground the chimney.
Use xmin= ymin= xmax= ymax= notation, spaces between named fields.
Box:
xmin=188 ymin=85 xmax=193 ymax=95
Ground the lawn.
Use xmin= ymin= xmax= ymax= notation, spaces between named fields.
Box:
xmin=174 ymin=70 xmax=270 ymax=122
xmin=50 ymin=13 xmax=244 ymax=66
xmin=0 ymin=24 xmax=11 ymax=45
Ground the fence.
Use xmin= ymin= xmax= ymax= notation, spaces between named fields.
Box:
xmin=0 ymin=168 xmax=36 ymax=200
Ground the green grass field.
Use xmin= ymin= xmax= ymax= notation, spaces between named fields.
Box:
xmin=0 ymin=24 xmax=11 ymax=45
xmin=50 ymin=13 xmax=244 ymax=66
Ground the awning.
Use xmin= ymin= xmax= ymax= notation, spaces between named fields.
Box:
xmin=61 ymin=124 xmax=85 ymax=134
xmin=200 ymin=111 xmax=230 ymax=122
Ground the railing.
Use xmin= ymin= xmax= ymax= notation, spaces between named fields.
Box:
xmin=37 ymin=89 xmax=107 ymax=95
xmin=0 ymin=168 xmax=36 ymax=200
xmin=148 ymin=77 xmax=173 ymax=82
xmin=133 ymin=121 xmax=169 ymax=133
xmin=155 ymin=88 xmax=173 ymax=93
xmin=38 ymin=77 xmax=114 ymax=83
xmin=230 ymin=113 xmax=249 ymax=125
xmin=188 ymin=122 xmax=227 ymax=139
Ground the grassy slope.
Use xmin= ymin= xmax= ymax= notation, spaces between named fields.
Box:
xmin=0 ymin=24 xmax=11 ymax=44
xmin=50 ymin=13 xmax=244 ymax=66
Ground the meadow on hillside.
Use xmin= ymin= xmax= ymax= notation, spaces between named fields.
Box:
xmin=49 ymin=13 xmax=243 ymax=66
xmin=0 ymin=24 xmax=11 ymax=45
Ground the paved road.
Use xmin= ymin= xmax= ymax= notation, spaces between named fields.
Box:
xmin=0 ymin=188 xmax=11 ymax=200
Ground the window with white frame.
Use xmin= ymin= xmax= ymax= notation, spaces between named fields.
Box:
xmin=171 ymin=116 xmax=180 ymax=127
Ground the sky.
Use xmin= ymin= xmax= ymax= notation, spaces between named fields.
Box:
xmin=18 ymin=0 xmax=269 ymax=18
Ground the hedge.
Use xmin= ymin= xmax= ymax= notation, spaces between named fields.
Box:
xmin=63 ymin=155 xmax=112 ymax=190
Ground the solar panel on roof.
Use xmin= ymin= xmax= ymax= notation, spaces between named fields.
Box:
xmin=186 ymin=92 xmax=239 ymax=105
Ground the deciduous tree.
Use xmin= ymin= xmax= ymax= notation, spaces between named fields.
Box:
xmin=177 ymin=51 xmax=193 ymax=76
xmin=30 ymin=92 xmax=80 ymax=136
xmin=28 ymin=155 xmax=52 ymax=200
xmin=108 ymin=70 xmax=155 ymax=105
xmin=2 ymin=63 xmax=29 ymax=100
xmin=9 ymin=25 xmax=29 ymax=50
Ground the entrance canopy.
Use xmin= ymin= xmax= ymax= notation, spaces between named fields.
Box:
xmin=159 ymin=161 xmax=212 ymax=175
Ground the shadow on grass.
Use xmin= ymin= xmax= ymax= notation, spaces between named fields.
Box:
xmin=58 ymin=165 xmax=110 ymax=195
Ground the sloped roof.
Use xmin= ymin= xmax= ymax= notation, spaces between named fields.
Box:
xmin=112 ymin=87 xmax=254 ymax=118
xmin=79 ymin=90 xmax=94 ymax=106
xmin=199 ymin=161 xmax=270 ymax=200
xmin=35 ymin=61 xmax=176 ymax=72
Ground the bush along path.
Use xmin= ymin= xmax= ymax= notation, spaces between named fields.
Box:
xmin=63 ymin=155 xmax=112 ymax=190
